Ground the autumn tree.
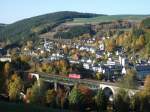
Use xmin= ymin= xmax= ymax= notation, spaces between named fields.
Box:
xmin=119 ymin=69 xmax=138 ymax=89
xmin=139 ymin=95 xmax=150 ymax=112
xmin=45 ymin=89 xmax=56 ymax=107
xmin=56 ymin=88 xmax=69 ymax=109
xmin=146 ymin=42 xmax=150 ymax=55
xmin=59 ymin=59 xmax=69 ymax=75
xmin=15 ymin=56 xmax=31 ymax=71
xmin=3 ymin=62 xmax=11 ymax=77
xmin=105 ymin=38 xmax=116 ymax=52
xmin=63 ymin=47 xmax=69 ymax=54
xmin=69 ymin=85 xmax=86 ymax=110
xmin=26 ymin=80 xmax=46 ymax=104
xmin=95 ymin=89 xmax=108 ymax=111
xmin=41 ymin=62 xmax=50 ymax=73
xmin=123 ymin=33 xmax=132 ymax=52
xmin=20 ymin=55 xmax=31 ymax=62
xmin=142 ymin=75 xmax=150 ymax=95
xmin=0 ymin=75 xmax=5 ymax=93
xmin=26 ymin=84 xmax=39 ymax=104
xmin=27 ymin=41 xmax=33 ymax=50
xmin=135 ymin=35 xmax=145 ymax=50
xmin=130 ymin=93 xmax=141 ymax=112
xmin=0 ymin=62 xmax=6 ymax=92
xmin=116 ymin=35 xmax=124 ymax=46
xmin=78 ymin=85 xmax=94 ymax=108
xmin=96 ymin=72 xmax=104 ymax=80
xmin=7 ymin=74 xmax=23 ymax=101
xmin=113 ymin=89 xmax=130 ymax=112
xmin=130 ymin=75 xmax=150 ymax=112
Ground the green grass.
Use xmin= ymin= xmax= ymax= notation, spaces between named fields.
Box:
xmin=71 ymin=15 xmax=150 ymax=24
xmin=0 ymin=101 xmax=70 ymax=112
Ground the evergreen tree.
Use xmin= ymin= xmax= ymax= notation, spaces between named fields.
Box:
xmin=95 ymin=89 xmax=108 ymax=112
xmin=113 ymin=89 xmax=130 ymax=112
xmin=45 ymin=89 xmax=56 ymax=107
xmin=119 ymin=69 xmax=138 ymax=89
xmin=69 ymin=85 xmax=86 ymax=110
xmin=26 ymin=80 xmax=46 ymax=104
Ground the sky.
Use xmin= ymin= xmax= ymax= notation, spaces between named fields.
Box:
xmin=0 ymin=0 xmax=150 ymax=24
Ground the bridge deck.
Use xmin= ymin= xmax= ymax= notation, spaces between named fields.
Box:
xmin=38 ymin=72 xmax=117 ymax=88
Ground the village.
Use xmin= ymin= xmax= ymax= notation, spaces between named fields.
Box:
xmin=0 ymin=6 xmax=150 ymax=111
xmin=1 ymin=32 xmax=150 ymax=84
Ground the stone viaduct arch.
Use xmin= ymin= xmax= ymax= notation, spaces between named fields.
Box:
xmin=28 ymin=73 xmax=139 ymax=99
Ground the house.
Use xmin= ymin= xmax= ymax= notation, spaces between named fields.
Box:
xmin=87 ymin=39 xmax=94 ymax=44
xmin=89 ymin=47 xmax=96 ymax=53
xmin=119 ymin=56 xmax=128 ymax=67
xmin=50 ymin=56 xmax=57 ymax=61
xmin=121 ymin=67 xmax=126 ymax=74
xmin=103 ymin=65 xmax=122 ymax=80
xmin=96 ymin=50 xmax=104 ymax=58
xmin=102 ymin=37 xmax=106 ymax=40
xmin=40 ymin=50 xmax=45 ymax=54
xmin=83 ymin=63 xmax=90 ymax=69
xmin=135 ymin=65 xmax=150 ymax=80
xmin=43 ymin=39 xmax=54 ymax=52
xmin=87 ymin=58 xmax=92 ymax=64
xmin=0 ymin=48 xmax=6 ymax=56
xmin=31 ymin=51 xmax=38 ymax=56
xmin=0 ymin=56 xmax=11 ymax=62
xmin=75 ymin=45 xmax=80 ymax=49
xmin=99 ymin=43 xmax=105 ymax=51
xmin=80 ymin=57 xmax=88 ymax=63
xmin=107 ymin=52 xmax=112 ymax=57
xmin=97 ymin=66 xmax=103 ymax=73
xmin=115 ymin=47 xmax=123 ymax=56
xmin=69 ymin=59 xmax=80 ymax=64
xmin=106 ymin=58 xmax=117 ymax=66
xmin=79 ymin=46 xmax=85 ymax=51
xmin=116 ymin=51 xmax=119 ymax=56
xmin=79 ymin=46 xmax=96 ymax=53
xmin=148 ymin=60 xmax=150 ymax=64
xmin=92 ymin=64 xmax=104 ymax=73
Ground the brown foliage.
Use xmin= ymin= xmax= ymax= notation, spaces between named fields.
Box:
xmin=20 ymin=55 xmax=31 ymax=62
xmin=143 ymin=75 xmax=150 ymax=95
xmin=3 ymin=62 xmax=10 ymax=77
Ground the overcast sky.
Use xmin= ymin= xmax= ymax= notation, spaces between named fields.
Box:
xmin=0 ymin=0 xmax=150 ymax=24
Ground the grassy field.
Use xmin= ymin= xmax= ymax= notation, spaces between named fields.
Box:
xmin=0 ymin=101 xmax=70 ymax=112
xmin=71 ymin=15 xmax=150 ymax=24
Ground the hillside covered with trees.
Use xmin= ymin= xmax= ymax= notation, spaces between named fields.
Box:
xmin=141 ymin=17 xmax=150 ymax=28
xmin=0 ymin=11 xmax=100 ymax=44
xmin=54 ymin=25 xmax=95 ymax=39
xmin=0 ymin=11 xmax=149 ymax=45
xmin=0 ymin=24 xmax=6 ymax=31
xmin=104 ymin=17 xmax=150 ymax=58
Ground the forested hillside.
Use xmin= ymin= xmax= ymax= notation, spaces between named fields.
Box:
xmin=0 ymin=11 xmax=100 ymax=44
xmin=0 ymin=24 xmax=6 ymax=31
xmin=54 ymin=25 xmax=95 ymax=39
xmin=141 ymin=17 xmax=150 ymax=28
xmin=0 ymin=11 xmax=149 ymax=46
xmin=103 ymin=19 xmax=150 ymax=58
